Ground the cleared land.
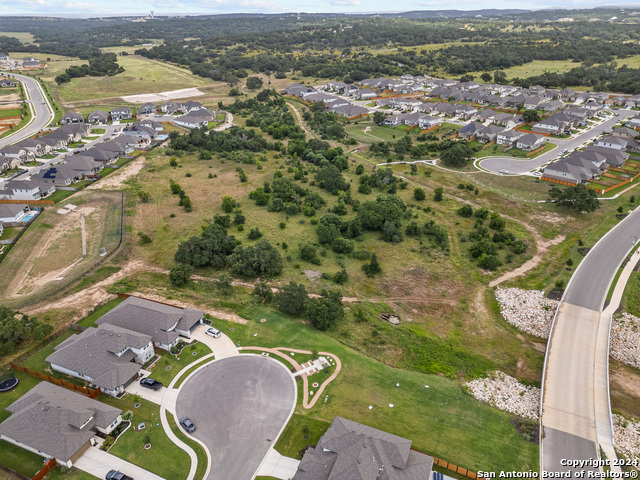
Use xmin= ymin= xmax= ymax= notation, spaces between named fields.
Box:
xmin=0 ymin=191 xmax=123 ymax=307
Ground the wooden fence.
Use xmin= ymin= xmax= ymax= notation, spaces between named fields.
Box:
xmin=10 ymin=364 xmax=101 ymax=398
xmin=0 ymin=199 xmax=54 ymax=205
xmin=526 ymin=144 xmax=548 ymax=157
xmin=411 ymin=450 xmax=484 ymax=480
xmin=31 ymin=458 xmax=56 ymax=480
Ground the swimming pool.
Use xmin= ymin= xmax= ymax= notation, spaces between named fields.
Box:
xmin=21 ymin=213 xmax=37 ymax=222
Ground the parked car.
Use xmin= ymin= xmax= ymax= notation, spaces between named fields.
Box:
xmin=532 ymin=171 xmax=542 ymax=177
xmin=499 ymin=169 xmax=509 ymax=174
xmin=140 ymin=377 xmax=163 ymax=391
xmin=205 ymin=327 xmax=221 ymax=338
xmin=105 ymin=471 xmax=133 ymax=480
xmin=180 ymin=417 xmax=196 ymax=433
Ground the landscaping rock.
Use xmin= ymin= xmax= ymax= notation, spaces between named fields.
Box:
xmin=466 ymin=371 xmax=540 ymax=420
xmin=613 ymin=414 xmax=640 ymax=460
xmin=610 ymin=312 xmax=640 ymax=369
xmin=495 ymin=287 xmax=558 ymax=339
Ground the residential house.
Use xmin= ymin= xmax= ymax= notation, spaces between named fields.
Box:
xmin=532 ymin=115 xmax=572 ymax=135
xmin=458 ymin=122 xmax=484 ymax=140
xmin=543 ymin=158 xmax=597 ymax=186
xmin=583 ymin=145 xmax=629 ymax=167
xmin=355 ymin=88 xmax=377 ymax=100
xmin=292 ymin=416 xmax=433 ymax=480
xmin=476 ymin=125 xmax=504 ymax=143
xmin=87 ymin=110 xmax=109 ymax=125
xmin=137 ymin=103 xmax=156 ymax=116
xmin=47 ymin=323 xmax=154 ymax=397
xmin=82 ymin=146 xmax=119 ymax=164
xmin=401 ymin=112 xmax=424 ymax=127
xmin=505 ymin=93 xmax=526 ymax=107
xmin=284 ymin=83 xmax=315 ymax=97
xmin=595 ymin=135 xmax=640 ymax=152
xmin=384 ymin=113 xmax=409 ymax=126
xmin=59 ymin=123 xmax=91 ymax=138
xmin=138 ymin=119 xmax=163 ymax=131
xmin=183 ymin=101 xmax=205 ymax=114
xmin=38 ymin=135 xmax=68 ymax=150
xmin=455 ymin=104 xmax=478 ymax=119
xmin=375 ymin=98 xmax=392 ymax=108
xmin=523 ymin=95 xmax=544 ymax=110
xmin=0 ymin=78 xmax=16 ymax=87
xmin=492 ymin=113 xmax=522 ymax=129
xmin=173 ymin=115 xmax=208 ymax=129
xmin=46 ymin=129 xmax=81 ymax=145
xmin=0 ymin=383 xmax=122 ymax=467
xmin=98 ymin=139 xmax=134 ymax=156
xmin=563 ymin=107 xmax=591 ymax=123
xmin=65 ymin=155 xmax=104 ymax=176
xmin=559 ymin=88 xmax=577 ymax=101
xmin=325 ymin=81 xmax=348 ymax=93
xmin=497 ymin=129 xmax=526 ymax=147
xmin=477 ymin=109 xmax=498 ymax=122
xmin=60 ymin=112 xmax=84 ymax=125
xmin=0 ymin=204 xmax=29 ymax=223
xmin=629 ymin=115 xmax=640 ymax=128
xmin=32 ymin=165 xmax=83 ymax=186
xmin=516 ymin=133 xmax=546 ymax=151
xmin=330 ymin=104 xmax=368 ymax=119
xmin=612 ymin=127 xmax=639 ymax=140
xmin=539 ymin=100 xmax=564 ymax=112
xmin=160 ymin=102 xmax=184 ymax=114
xmin=22 ymin=58 xmax=42 ymax=68
xmin=110 ymin=107 xmax=132 ymax=122
xmin=0 ymin=145 xmax=34 ymax=165
xmin=122 ymin=124 xmax=157 ymax=141
xmin=417 ymin=115 xmax=442 ymax=130
xmin=96 ymin=296 xmax=204 ymax=350
xmin=0 ymin=179 xmax=55 ymax=200
xmin=16 ymin=138 xmax=52 ymax=157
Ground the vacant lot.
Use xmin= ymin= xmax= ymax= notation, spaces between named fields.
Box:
xmin=0 ymin=191 xmax=123 ymax=308
xmin=22 ymin=53 xmax=212 ymax=103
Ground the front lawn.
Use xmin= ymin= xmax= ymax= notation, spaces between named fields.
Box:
xmin=146 ymin=340 xmax=212 ymax=385
xmin=45 ymin=468 xmax=100 ymax=480
xmin=274 ymin=414 xmax=331 ymax=459
xmin=90 ymin=129 xmax=106 ymax=134
xmin=99 ymin=396 xmax=191 ymax=480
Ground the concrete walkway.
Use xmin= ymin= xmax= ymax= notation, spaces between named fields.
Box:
xmin=255 ymin=448 xmax=300 ymax=480
xmin=75 ymin=445 xmax=166 ymax=480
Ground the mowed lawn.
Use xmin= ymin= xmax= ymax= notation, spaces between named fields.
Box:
xmin=53 ymin=55 xmax=212 ymax=102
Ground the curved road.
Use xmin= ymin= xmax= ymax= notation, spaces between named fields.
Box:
xmin=541 ymin=207 xmax=640 ymax=474
xmin=479 ymin=110 xmax=636 ymax=174
xmin=175 ymin=355 xmax=296 ymax=480
xmin=0 ymin=72 xmax=54 ymax=148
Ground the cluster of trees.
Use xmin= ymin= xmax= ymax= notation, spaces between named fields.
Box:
xmin=357 ymin=167 xmax=407 ymax=194
xmin=303 ymin=103 xmax=348 ymax=140
xmin=269 ymin=282 xmax=344 ymax=331
xmin=169 ymin=180 xmax=192 ymax=212
xmin=55 ymin=53 xmax=124 ymax=84
xmin=168 ymin=127 xmax=274 ymax=153
xmin=548 ymin=185 xmax=600 ymax=212
xmin=0 ymin=306 xmax=53 ymax=356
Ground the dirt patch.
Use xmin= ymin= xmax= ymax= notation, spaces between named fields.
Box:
xmin=0 ymin=102 xmax=21 ymax=110
xmin=0 ymin=93 xmax=19 ymax=102
xmin=303 ymin=269 xmax=322 ymax=281
xmin=489 ymin=234 xmax=566 ymax=287
xmin=381 ymin=266 xmax=460 ymax=306
xmin=87 ymin=157 xmax=145 ymax=190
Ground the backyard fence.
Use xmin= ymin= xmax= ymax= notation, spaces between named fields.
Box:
xmin=31 ymin=458 xmax=56 ymax=480
xmin=0 ymin=325 xmax=73 ymax=373
xmin=411 ymin=450 xmax=484 ymax=480
xmin=0 ymin=199 xmax=54 ymax=205
xmin=10 ymin=363 xmax=101 ymax=399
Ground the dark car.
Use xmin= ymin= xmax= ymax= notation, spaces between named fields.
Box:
xmin=140 ymin=377 xmax=163 ymax=391
xmin=180 ymin=417 xmax=196 ymax=433
xmin=105 ymin=471 xmax=133 ymax=480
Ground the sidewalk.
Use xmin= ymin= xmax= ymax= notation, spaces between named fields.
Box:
xmin=255 ymin=448 xmax=300 ymax=480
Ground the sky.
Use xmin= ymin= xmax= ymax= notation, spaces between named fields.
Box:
xmin=1 ymin=0 xmax=639 ymax=16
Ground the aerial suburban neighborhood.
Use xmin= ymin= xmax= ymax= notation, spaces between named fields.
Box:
xmin=0 ymin=4 xmax=639 ymax=480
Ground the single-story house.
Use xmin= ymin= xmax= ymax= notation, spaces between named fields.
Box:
xmin=583 ymin=145 xmax=629 ymax=167
xmin=0 ymin=382 xmax=122 ymax=467
xmin=110 ymin=107 xmax=132 ymax=121
xmin=98 ymin=139 xmax=134 ymax=156
xmin=60 ymin=112 xmax=84 ymax=125
xmin=82 ymin=146 xmax=120 ymax=164
xmin=65 ymin=155 xmax=104 ymax=176
xmin=122 ymin=124 xmax=157 ymax=140
xmin=355 ymin=88 xmax=377 ymax=100
xmin=137 ymin=103 xmax=156 ymax=116
xmin=0 ymin=78 xmax=16 ymax=87
xmin=516 ymin=133 xmax=546 ymax=151
xmin=95 ymin=296 xmax=204 ymax=350
xmin=32 ymin=165 xmax=83 ymax=186
xmin=39 ymin=134 xmax=68 ymax=150
xmin=46 ymin=129 xmax=81 ymax=144
xmin=0 ymin=204 xmax=29 ymax=223
xmin=532 ymin=115 xmax=573 ymax=135
xmin=292 ymin=416 xmax=433 ymax=480
xmin=330 ymin=104 xmax=369 ymax=119
xmin=612 ymin=127 xmax=639 ymax=140
xmin=284 ymin=83 xmax=315 ymax=97
xmin=458 ymin=122 xmax=484 ymax=140
xmin=87 ymin=110 xmax=109 ymax=125
xmin=59 ymin=123 xmax=91 ymax=138
xmin=497 ymin=129 xmax=526 ymax=146
xmin=539 ymin=100 xmax=564 ymax=112
xmin=173 ymin=115 xmax=208 ymax=129
xmin=629 ymin=115 xmax=640 ymax=128
xmin=137 ymin=119 xmax=163 ymax=131
xmin=595 ymin=135 xmax=640 ymax=152
xmin=47 ymin=324 xmax=154 ymax=397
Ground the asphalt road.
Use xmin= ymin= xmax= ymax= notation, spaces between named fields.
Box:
xmin=478 ymin=109 xmax=636 ymax=174
xmin=175 ymin=355 xmax=296 ymax=480
xmin=541 ymin=207 xmax=640 ymax=474
xmin=0 ymin=72 xmax=54 ymax=148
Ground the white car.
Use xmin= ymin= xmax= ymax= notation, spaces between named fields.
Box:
xmin=533 ymin=171 xmax=542 ymax=177
xmin=499 ymin=169 xmax=509 ymax=174
xmin=205 ymin=327 xmax=221 ymax=338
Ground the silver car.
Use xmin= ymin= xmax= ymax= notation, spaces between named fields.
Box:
xmin=206 ymin=327 xmax=221 ymax=338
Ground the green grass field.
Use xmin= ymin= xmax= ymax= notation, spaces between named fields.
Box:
xmin=0 ymin=108 xmax=23 ymax=118
xmin=147 ymin=341 xmax=212 ymax=385
xmin=0 ymin=32 xmax=35 ymax=43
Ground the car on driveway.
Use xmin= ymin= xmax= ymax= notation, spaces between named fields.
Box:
xmin=180 ymin=417 xmax=196 ymax=433
xmin=140 ymin=378 xmax=163 ymax=391
xmin=206 ymin=327 xmax=221 ymax=338
xmin=105 ymin=471 xmax=133 ymax=480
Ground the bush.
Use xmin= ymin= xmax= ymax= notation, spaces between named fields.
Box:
xmin=306 ymin=289 xmax=344 ymax=331
xmin=433 ymin=186 xmax=443 ymax=202
xmin=362 ymin=253 xmax=381 ymax=277
xmin=413 ymin=187 xmax=426 ymax=201
xmin=457 ymin=205 xmax=473 ymax=217
xmin=252 ymin=281 xmax=273 ymax=303
xmin=222 ymin=196 xmax=237 ymax=213
xmin=299 ymin=243 xmax=321 ymax=265
xmin=248 ymin=227 xmax=263 ymax=240
xmin=274 ymin=282 xmax=308 ymax=316
xmin=169 ymin=264 xmax=194 ymax=287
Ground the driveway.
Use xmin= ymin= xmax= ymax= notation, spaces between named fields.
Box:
xmin=75 ymin=445 xmax=166 ymax=480
xmin=175 ymin=355 xmax=296 ymax=480
xmin=190 ymin=325 xmax=239 ymax=359
xmin=126 ymin=375 xmax=166 ymax=405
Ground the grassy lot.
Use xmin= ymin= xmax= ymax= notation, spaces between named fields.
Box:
xmin=0 ymin=371 xmax=42 ymax=422
xmin=0 ymin=440 xmax=44 ymax=478
xmin=167 ymin=415 xmax=208 ymax=480
xmin=77 ymin=297 xmax=125 ymax=328
xmin=274 ymin=414 xmax=330 ymax=459
xmin=146 ymin=341 xmax=212 ymax=385
xmin=0 ymin=108 xmax=23 ymax=118
xmin=474 ymin=142 xmax=556 ymax=159
xmin=45 ymin=468 xmax=100 ymax=480
xmin=45 ymin=189 xmax=76 ymax=203
xmin=0 ymin=32 xmax=35 ymax=43
xmin=0 ymin=191 xmax=123 ymax=311
xmin=19 ymin=330 xmax=82 ymax=381
xmin=621 ymin=270 xmax=640 ymax=316
xmin=99 ymin=395 xmax=192 ymax=480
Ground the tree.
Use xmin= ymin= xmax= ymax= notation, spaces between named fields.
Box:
xmin=169 ymin=264 xmax=193 ymax=287
xmin=246 ymin=76 xmax=263 ymax=90
xmin=373 ymin=111 xmax=386 ymax=125
xmin=230 ymin=239 xmax=283 ymax=277
xmin=457 ymin=204 xmax=473 ymax=217
xmin=478 ymin=254 xmax=502 ymax=271
xmin=299 ymin=243 xmax=321 ymax=265
xmin=306 ymin=289 xmax=344 ymax=331
xmin=274 ymin=282 xmax=308 ymax=316
xmin=355 ymin=164 xmax=364 ymax=175
xmin=413 ymin=187 xmax=426 ymax=201
xmin=214 ymin=273 xmax=233 ymax=291
xmin=302 ymin=423 xmax=311 ymax=439
xmin=523 ymin=109 xmax=540 ymax=123
xmin=221 ymin=196 xmax=237 ymax=213
xmin=493 ymin=70 xmax=508 ymax=84
xmin=480 ymin=72 xmax=492 ymax=83
xmin=252 ymin=281 xmax=273 ymax=303
xmin=362 ymin=253 xmax=381 ymax=277
xmin=440 ymin=143 xmax=472 ymax=168
xmin=433 ymin=186 xmax=444 ymax=202
xmin=548 ymin=185 xmax=600 ymax=212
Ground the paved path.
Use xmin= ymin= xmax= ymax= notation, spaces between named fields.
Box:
xmin=479 ymin=110 xmax=635 ymax=174
xmin=255 ymin=448 xmax=300 ymax=480
xmin=541 ymin=206 xmax=640 ymax=474
xmin=175 ymin=355 xmax=296 ymax=480
xmin=75 ymin=445 xmax=166 ymax=480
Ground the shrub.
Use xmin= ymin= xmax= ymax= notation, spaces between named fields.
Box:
xmin=362 ymin=253 xmax=381 ymax=277
xmin=457 ymin=205 xmax=473 ymax=217
xmin=433 ymin=186 xmax=443 ymax=202
xmin=413 ymin=187 xmax=426 ymax=201
xmin=169 ymin=264 xmax=193 ymax=287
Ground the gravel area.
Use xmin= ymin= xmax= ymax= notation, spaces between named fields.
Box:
xmin=610 ymin=313 xmax=640 ymax=369
xmin=495 ymin=287 xmax=558 ymax=339
xmin=613 ymin=414 xmax=640 ymax=460
xmin=466 ymin=371 xmax=540 ymax=420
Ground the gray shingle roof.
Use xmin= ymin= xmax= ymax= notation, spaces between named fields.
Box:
xmin=293 ymin=417 xmax=433 ymax=480
xmin=46 ymin=325 xmax=149 ymax=391
xmin=95 ymin=296 xmax=203 ymax=345
xmin=0 ymin=382 xmax=121 ymax=463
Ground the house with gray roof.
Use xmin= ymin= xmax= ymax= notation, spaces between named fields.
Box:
xmin=284 ymin=83 xmax=315 ymax=97
xmin=497 ymin=129 xmax=526 ymax=147
xmin=0 ymin=179 xmax=55 ymax=200
xmin=293 ymin=416 xmax=433 ymax=480
xmin=65 ymin=155 xmax=104 ymax=176
xmin=110 ymin=107 xmax=132 ymax=121
xmin=137 ymin=103 xmax=156 ymax=116
xmin=612 ymin=127 xmax=639 ymax=140
xmin=47 ymin=324 xmax=154 ymax=397
xmin=16 ymin=138 xmax=52 ymax=157
xmin=32 ymin=164 xmax=83 ymax=186
xmin=0 ymin=204 xmax=30 ymax=223
xmin=95 ymin=296 xmax=204 ymax=350
xmin=82 ymin=146 xmax=119 ymax=164
xmin=60 ymin=112 xmax=84 ymax=125
xmin=161 ymin=102 xmax=184 ymax=114
xmin=0 ymin=382 xmax=122 ymax=467
xmin=516 ymin=133 xmax=546 ymax=151
xmin=595 ymin=135 xmax=633 ymax=151
xmin=476 ymin=125 xmax=504 ymax=143
xmin=0 ymin=78 xmax=16 ymax=87
xmin=330 ymin=104 xmax=369 ymax=119
xmin=87 ymin=110 xmax=109 ymax=125
xmin=173 ymin=114 xmax=208 ymax=129
xmin=39 ymin=134 xmax=68 ymax=150
xmin=138 ymin=119 xmax=163 ymax=131
xmin=583 ymin=145 xmax=628 ymax=167
xmin=458 ymin=122 xmax=484 ymax=140
xmin=0 ymin=144 xmax=34 ymax=164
